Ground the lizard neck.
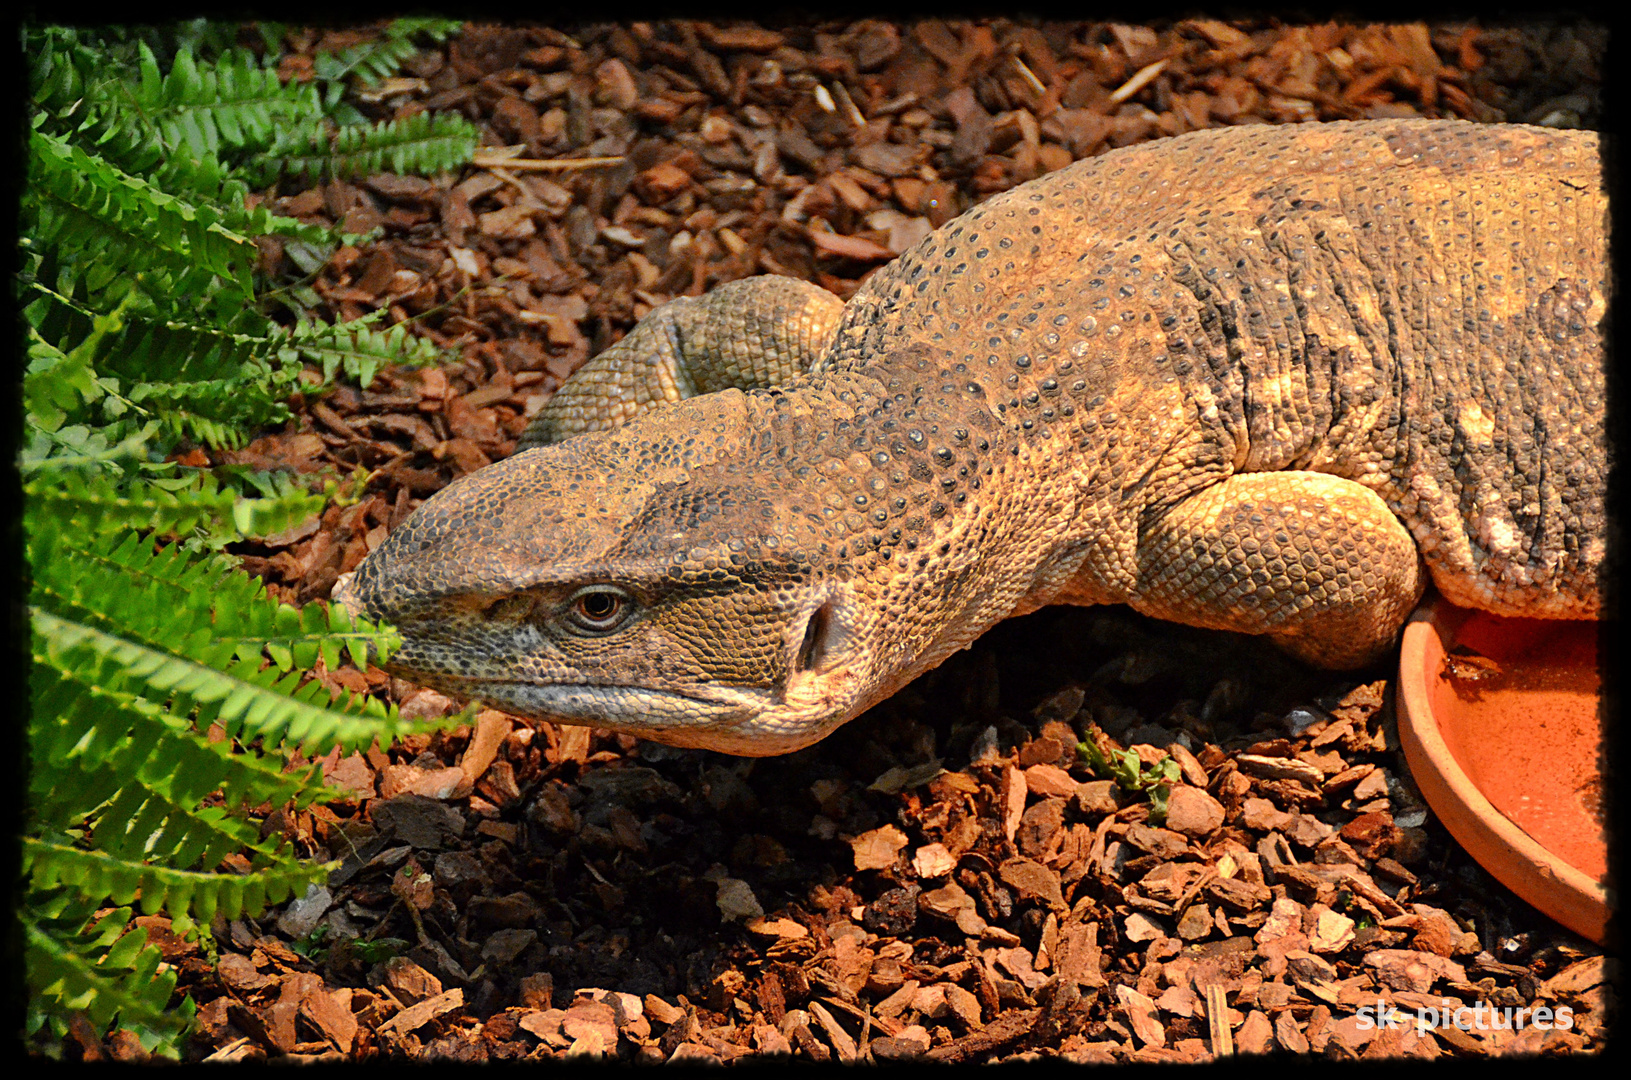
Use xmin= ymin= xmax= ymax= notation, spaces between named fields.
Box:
xmin=755 ymin=339 xmax=1191 ymax=701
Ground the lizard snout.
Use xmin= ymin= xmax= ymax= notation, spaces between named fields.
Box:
xmin=331 ymin=571 xmax=360 ymax=616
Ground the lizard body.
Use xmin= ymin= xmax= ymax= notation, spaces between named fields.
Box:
xmin=336 ymin=119 xmax=1605 ymax=755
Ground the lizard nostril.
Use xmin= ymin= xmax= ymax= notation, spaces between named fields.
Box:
xmin=795 ymin=602 xmax=836 ymax=675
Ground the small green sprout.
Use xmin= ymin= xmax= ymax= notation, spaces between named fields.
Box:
xmin=1077 ymin=728 xmax=1182 ymax=823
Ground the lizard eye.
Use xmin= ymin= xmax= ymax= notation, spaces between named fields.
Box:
xmin=564 ymin=586 xmax=632 ymax=633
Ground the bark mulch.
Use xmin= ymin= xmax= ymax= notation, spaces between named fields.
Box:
xmin=78 ymin=18 xmax=1611 ymax=1063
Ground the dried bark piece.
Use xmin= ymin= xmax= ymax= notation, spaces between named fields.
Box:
xmin=635 ymin=161 xmax=694 ymax=202
xmin=1341 ymin=811 xmax=1402 ymax=859
xmin=1124 ymin=823 xmax=1189 ymax=859
xmin=1241 ymin=797 xmax=1295 ymax=831
xmin=1075 ymin=780 xmax=1123 ymax=815
xmin=1016 ymin=797 xmax=1065 ymax=856
xmin=807 ymin=1001 xmax=858 ymax=1062
xmin=1024 ymin=763 xmax=1078 ymax=797
xmin=1362 ymin=950 xmax=1467 ymax=994
xmin=998 ymin=856 xmax=1066 ymax=911
xmin=1164 ymin=786 xmax=1225 ymax=837
xmin=752 ymin=1024 xmax=794 ymax=1056
xmin=218 ymin=952 xmax=275 ymax=994
xmin=561 ymin=998 xmax=617 ymax=1048
xmin=808 ymin=229 xmax=895 ymax=261
xmin=1115 ymin=984 xmax=1166 ymax=1048
xmin=1309 ymin=907 xmax=1356 ymax=953
xmin=1156 ymin=983 xmax=1198 ymax=1017
xmin=301 ymin=986 xmax=358 ymax=1054
xmin=850 ymin=824 xmax=909 ymax=870
xmin=912 ymin=842 xmax=957 ymax=879
xmin=1140 ymin=861 xmax=1204 ymax=903
xmin=379 ymin=763 xmax=465 ymax=800
xmin=1167 ymin=743 xmax=1210 ymax=786
xmin=1542 ymin=956 xmax=1607 ymax=998
xmin=1273 ymin=1010 xmax=1309 ymax=1053
xmin=1123 ymin=912 xmax=1166 ymax=943
xmin=925 ymin=1007 xmax=1039 ymax=1062
xmin=920 ymin=881 xmax=986 ymax=936
xmin=1206 ymin=876 xmax=1271 ymax=913
xmin=1177 ymin=904 xmax=1214 ymax=940
xmin=745 ymin=916 xmax=809 ymax=939
xmin=1237 ymin=754 xmax=1325 ymax=789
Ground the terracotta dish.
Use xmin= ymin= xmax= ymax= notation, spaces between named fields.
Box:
xmin=1396 ymin=600 xmax=1608 ymax=944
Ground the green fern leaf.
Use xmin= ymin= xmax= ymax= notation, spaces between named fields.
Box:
xmin=26 ymin=130 xmax=258 ymax=302
xmin=277 ymin=109 xmax=478 ymax=184
xmin=282 ymin=311 xmax=444 ymax=387
xmin=313 ymin=18 xmax=465 ymax=87
xmin=23 ymin=914 xmax=184 ymax=1051
xmin=32 ymin=607 xmax=438 ymax=755
xmin=22 ymin=18 xmax=478 ymax=1059
xmin=23 ymin=467 xmax=331 ymax=548
xmin=29 ymin=660 xmax=318 ymax=818
xmin=23 ymin=837 xmax=326 ymax=924
xmin=136 ymin=42 xmax=316 ymax=161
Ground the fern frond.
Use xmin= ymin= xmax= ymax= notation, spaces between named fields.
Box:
xmin=30 ymin=656 xmax=320 ymax=817
xmin=28 ymin=27 xmax=164 ymax=175
xmin=23 ymin=837 xmax=326 ymax=925
xmin=24 ymin=287 xmax=299 ymax=450
xmin=24 ymin=277 xmax=300 ymax=393
xmin=31 ymin=606 xmax=437 ymax=756
xmin=137 ymin=18 xmax=256 ymax=63
xmin=283 ymin=311 xmax=445 ymax=387
xmin=23 ymin=467 xmax=330 ymax=547
xmin=25 ymin=129 xmax=258 ymax=304
xmin=22 ymin=17 xmax=475 ymax=1058
xmin=20 ymin=422 xmax=164 ymax=475
xmin=144 ymin=153 xmax=336 ymax=247
xmin=30 ymin=525 xmax=394 ymax=673
xmin=78 ymin=771 xmax=267 ymax=873
xmin=23 ymin=912 xmax=184 ymax=1050
xmin=314 ymin=18 xmax=465 ymax=88
xmin=275 ymin=109 xmax=479 ymax=185
xmin=22 ymin=283 xmax=146 ymax=434
xmin=24 ymin=329 xmax=106 ymax=436
xmin=125 ymin=380 xmax=292 ymax=451
xmin=134 ymin=42 xmax=314 ymax=162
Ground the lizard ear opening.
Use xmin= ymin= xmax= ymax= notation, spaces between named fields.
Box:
xmin=794 ymin=601 xmax=838 ymax=675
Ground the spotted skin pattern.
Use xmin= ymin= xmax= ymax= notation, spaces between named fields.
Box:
xmin=337 ymin=120 xmax=1605 ymax=755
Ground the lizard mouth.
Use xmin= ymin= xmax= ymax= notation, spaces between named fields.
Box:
xmin=420 ymin=675 xmax=770 ymax=729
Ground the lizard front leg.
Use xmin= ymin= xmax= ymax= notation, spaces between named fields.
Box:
xmin=1131 ymin=472 xmax=1425 ymax=669
xmin=516 ymin=275 xmax=846 ymax=451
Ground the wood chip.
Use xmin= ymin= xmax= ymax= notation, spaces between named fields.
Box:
xmin=807 ymin=229 xmax=896 ymax=261
xmin=926 ymin=1008 xmax=1039 ymax=1062
xmin=378 ymin=988 xmax=464 ymax=1036
xmin=1116 ymin=984 xmax=1166 ymax=1047
xmin=1236 ymin=754 xmax=1326 ymax=788
xmin=849 ymin=824 xmax=909 ymax=870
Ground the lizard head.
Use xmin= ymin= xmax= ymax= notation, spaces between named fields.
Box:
xmin=334 ymin=390 xmax=882 ymax=755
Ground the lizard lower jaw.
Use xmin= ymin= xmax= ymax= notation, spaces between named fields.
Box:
xmin=449 ymin=677 xmax=772 ymax=731
xmin=406 ymin=673 xmax=849 ymax=755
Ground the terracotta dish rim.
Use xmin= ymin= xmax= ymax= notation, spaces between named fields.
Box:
xmin=1396 ymin=601 xmax=1610 ymax=945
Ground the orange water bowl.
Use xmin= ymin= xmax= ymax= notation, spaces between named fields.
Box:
xmin=1396 ymin=600 xmax=1609 ymax=944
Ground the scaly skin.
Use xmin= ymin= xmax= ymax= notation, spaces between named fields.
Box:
xmin=336 ymin=120 xmax=1605 ymax=756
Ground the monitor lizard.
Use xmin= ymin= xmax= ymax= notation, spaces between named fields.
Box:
xmin=335 ymin=119 xmax=1605 ymax=756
